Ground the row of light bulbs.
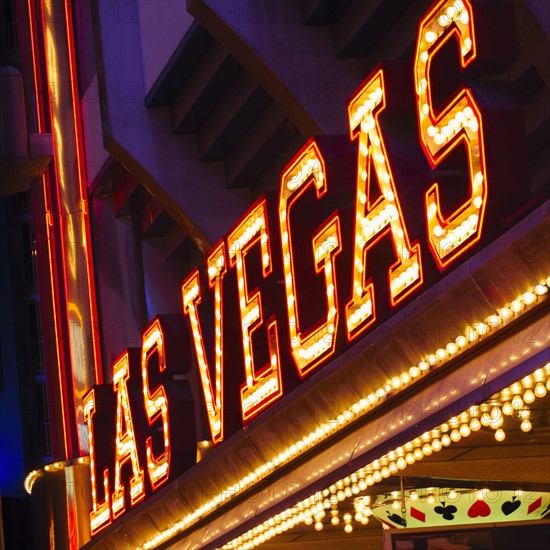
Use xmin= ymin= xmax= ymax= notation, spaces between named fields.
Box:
xmin=222 ymin=360 xmax=550 ymax=548
xmin=24 ymin=456 xmax=88 ymax=495
xmin=136 ymin=276 xmax=550 ymax=549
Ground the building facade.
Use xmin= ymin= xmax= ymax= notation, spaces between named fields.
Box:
xmin=1 ymin=0 xmax=549 ymax=548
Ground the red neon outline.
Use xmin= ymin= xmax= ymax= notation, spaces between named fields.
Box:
xmin=111 ymin=351 xmax=145 ymax=519
xmin=40 ymin=0 xmax=83 ymax=459
xmin=181 ymin=241 xmax=227 ymax=445
xmin=279 ymin=140 xmax=342 ymax=378
xmin=414 ymin=0 xmax=487 ymax=269
xmin=346 ymin=69 xmax=423 ymax=343
xmin=39 ymin=0 xmax=103 ymax=457
xmin=83 ymin=388 xmax=112 ymax=535
xmin=63 ymin=0 xmax=103 ymax=382
xmin=29 ymin=0 xmax=72 ymax=459
xmin=227 ymin=198 xmax=283 ymax=423
xmin=141 ymin=319 xmax=171 ymax=491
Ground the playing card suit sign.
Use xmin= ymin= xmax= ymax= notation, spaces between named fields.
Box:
xmin=467 ymin=499 xmax=491 ymax=518
xmin=434 ymin=502 xmax=457 ymax=520
xmin=370 ymin=490 xmax=550 ymax=529
xmin=501 ymin=496 xmax=521 ymax=516
xmin=385 ymin=511 xmax=407 ymax=527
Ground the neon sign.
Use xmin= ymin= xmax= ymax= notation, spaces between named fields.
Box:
xmin=84 ymin=0 xmax=526 ymax=533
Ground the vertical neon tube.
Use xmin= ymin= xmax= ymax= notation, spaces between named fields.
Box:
xmin=40 ymin=0 xmax=102 ymax=455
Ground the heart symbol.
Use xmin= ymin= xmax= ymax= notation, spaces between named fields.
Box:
xmin=468 ymin=499 xmax=491 ymax=518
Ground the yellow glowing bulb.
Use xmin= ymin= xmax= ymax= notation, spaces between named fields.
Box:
xmin=523 ymin=389 xmax=535 ymax=404
xmin=470 ymin=418 xmax=481 ymax=431
xmin=521 ymin=420 xmax=532 ymax=432
xmin=459 ymin=424 xmax=471 ymax=437
xmin=495 ymin=428 xmax=506 ymax=442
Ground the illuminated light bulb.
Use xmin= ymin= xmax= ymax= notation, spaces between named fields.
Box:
xmin=450 ymin=429 xmax=461 ymax=442
xmin=523 ymin=389 xmax=535 ymax=404
xmin=534 ymin=368 xmax=545 ymax=382
xmin=446 ymin=342 xmax=458 ymax=354
xmin=511 ymin=396 xmax=523 ymax=410
xmin=405 ymin=453 xmax=415 ymax=465
xmin=510 ymin=300 xmax=523 ymax=313
xmin=414 ymin=447 xmax=424 ymax=460
xmin=499 ymin=307 xmax=512 ymax=319
xmin=438 ymin=14 xmax=450 ymax=27
xmin=433 ymin=224 xmax=444 ymax=237
xmin=448 ymin=489 xmax=458 ymax=500
xmin=422 ymin=443 xmax=432 ymax=456
xmin=344 ymin=523 xmax=353 ymax=534
xmin=520 ymin=420 xmax=532 ymax=432
xmin=486 ymin=315 xmax=500 ymax=328
xmin=409 ymin=366 xmax=420 ymax=378
xmin=502 ymin=402 xmax=514 ymax=415
xmin=470 ymin=418 xmax=481 ymax=431
xmin=491 ymin=405 xmax=502 ymax=421
xmin=441 ymin=434 xmax=451 ymax=447
xmin=373 ymin=470 xmax=382 ymax=482
xmin=431 ymin=438 xmax=442 ymax=452
xmin=535 ymin=383 xmax=547 ymax=398
xmin=456 ymin=334 xmax=467 ymax=347
xmin=314 ymin=521 xmax=323 ymax=531
xmin=522 ymin=292 xmax=536 ymax=305
xmin=534 ymin=284 xmax=547 ymax=296
xmin=410 ymin=490 xmax=418 ymax=501
xmin=331 ymin=515 xmax=340 ymax=526
xmin=495 ymin=428 xmax=506 ymax=442
xmin=475 ymin=323 xmax=488 ymax=336
xmin=427 ymin=494 xmax=435 ymax=504
xmin=459 ymin=424 xmax=471 ymax=437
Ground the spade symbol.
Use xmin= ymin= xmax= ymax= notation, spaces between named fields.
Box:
xmin=434 ymin=501 xmax=458 ymax=521
xmin=386 ymin=510 xmax=407 ymax=527
xmin=502 ymin=496 xmax=521 ymax=516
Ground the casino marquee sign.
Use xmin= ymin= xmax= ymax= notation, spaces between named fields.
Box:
xmin=84 ymin=0 xmax=528 ymax=536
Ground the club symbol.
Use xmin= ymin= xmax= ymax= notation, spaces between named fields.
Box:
xmin=434 ymin=501 xmax=457 ymax=520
